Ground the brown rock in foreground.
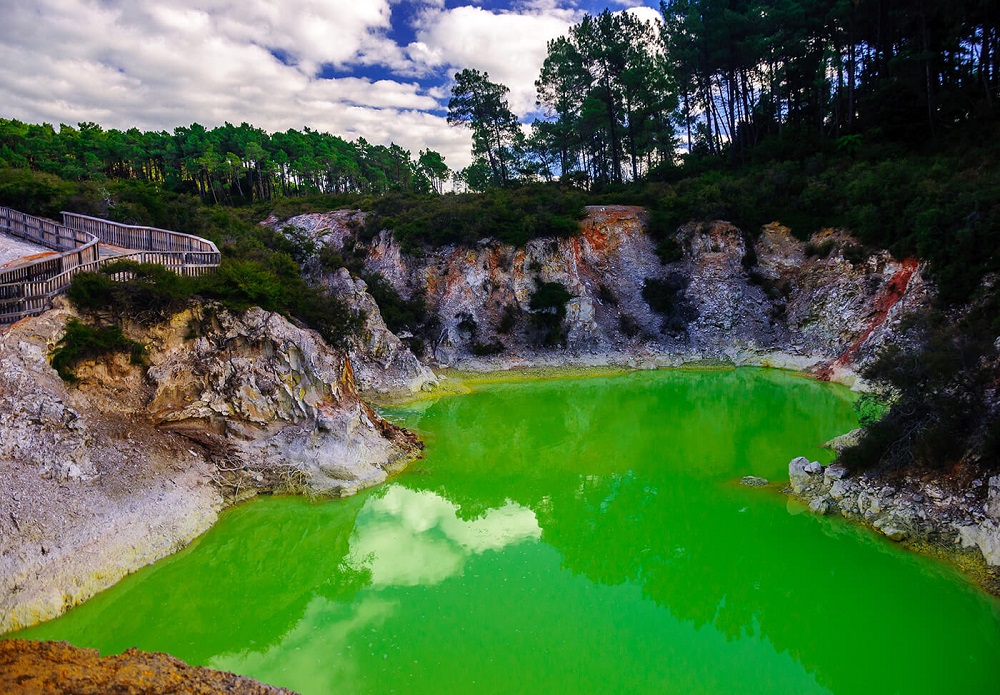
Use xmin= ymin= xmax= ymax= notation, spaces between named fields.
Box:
xmin=0 ymin=639 xmax=297 ymax=694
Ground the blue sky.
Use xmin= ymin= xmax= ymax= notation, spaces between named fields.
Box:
xmin=0 ymin=0 xmax=662 ymax=169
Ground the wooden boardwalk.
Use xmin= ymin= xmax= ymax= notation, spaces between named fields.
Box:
xmin=0 ymin=207 xmax=220 ymax=324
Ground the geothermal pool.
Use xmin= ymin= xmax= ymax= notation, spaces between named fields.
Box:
xmin=15 ymin=369 xmax=1000 ymax=693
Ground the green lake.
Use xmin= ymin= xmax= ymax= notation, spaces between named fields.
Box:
xmin=13 ymin=368 xmax=1000 ymax=693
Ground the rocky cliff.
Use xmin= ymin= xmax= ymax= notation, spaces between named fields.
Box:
xmin=274 ymin=206 xmax=927 ymax=382
xmin=787 ymin=458 xmax=1000 ymax=589
xmin=0 ymin=301 xmax=419 ymax=634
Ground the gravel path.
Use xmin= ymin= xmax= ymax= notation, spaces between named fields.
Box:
xmin=0 ymin=232 xmax=52 ymax=267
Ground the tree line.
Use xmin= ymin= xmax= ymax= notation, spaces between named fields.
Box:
xmin=0 ymin=119 xmax=450 ymax=202
xmin=449 ymin=2 xmax=1000 ymax=188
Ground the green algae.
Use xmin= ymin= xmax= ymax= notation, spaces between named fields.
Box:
xmin=13 ymin=369 xmax=1000 ymax=694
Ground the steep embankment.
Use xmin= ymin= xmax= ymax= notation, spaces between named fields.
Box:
xmin=0 ymin=302 xmax=420 ymax=634
xmin=268 ymin=206 xmax=1000 ymax=582
xmin=274 ymin=206 xmax=927 ymax=381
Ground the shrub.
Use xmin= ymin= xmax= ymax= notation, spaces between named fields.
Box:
xmin=804 ymin=239 xmax=836 ymax=259
xmin=68 ymin=261 xmax=193 ymax=323
xmin=839 ymin=306 xmax=1000 ymax=476
xmin=529 ymin=280 xmax=573 ymax=347
xmin=655 ymin=237 xmax=683 ymax=264
xmin=641 ymin=277 xmax=678 ymax=316
xmin=363 ymin=183 xmax=588 ymax=252
xmin=618 ymin=314 xmax=641 ymax=338
xmin=471 ymin=340 xmax=505 ymax=356
xmin=361 ymin=273 xmax=427 ymax=335
xmin=49 ymin=318 xmax=145 ymax=382
xmin=497 ymin=304 xmax=519 ymax=334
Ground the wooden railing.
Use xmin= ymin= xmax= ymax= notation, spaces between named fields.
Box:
xmin=62 ymin=212 xmax=220 ymax=256
xmin=0 ymin=206 xmax=220 ymax=324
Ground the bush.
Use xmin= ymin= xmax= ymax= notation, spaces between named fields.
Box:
xmin=641 ymin=275 xmax=694 ymax=335
xmin=66 ymin=256 xmax=362 ymax=348
xmin=655 ymin=237 xmax=683 ymax=264
xmin=363 ymin=183 xmax=588 ymax=252
xmin=68 ymin=261 xmax=194 ymax=323
xmin=497 ymin=304 xmax=519 ymax=334
xmin=529 ymin=280 xmax=573 ymax=347
xmin=362 ymin=274 xmax=427 ymax=335
xmin=839 ymin=305 xmax=1000 ymax=476
xmin=471 ymin=340 xmax=505 ymax=356
xmin=49 ymin=318 xmax=145 ymax=382
xmin=641 ymin=277 xmax=678 ymax=316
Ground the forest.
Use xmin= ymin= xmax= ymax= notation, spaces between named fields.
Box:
xmin=0 ymin=120 xmax=448 ymax=202
xmin=1 ymin=1 xmax=999 ymax=478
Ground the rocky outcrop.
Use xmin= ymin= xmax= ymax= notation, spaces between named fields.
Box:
xmin=143 ymin=304 xmax=419 ymax=495
xmin=0 ymin=639 xmax=297 ymax=694
xmin=273 ymin=208 xmax=928 ymax=380
xmin=787 ymin=457 xmax=1000 ymax=580
xmin=321 ymin=268 xmax=438 ymax=398
xmin=0 ymin=302 xmax=419 ymax=634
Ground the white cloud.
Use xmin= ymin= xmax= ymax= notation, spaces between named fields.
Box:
xmin=624 ymin=5 xmax=663 ymax=25
xmin=0 ymin=1 xmax=665 ymax=172
xmin=409 ymin=4 xmax=581 ymax=114
xmin=0 ymin=0 xmax=476 ymax=165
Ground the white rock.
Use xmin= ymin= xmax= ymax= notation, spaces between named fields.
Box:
xmin=986 ymin=476 xmax=1000 ymax=522
xmin=789 ymin=457 xmax=814 ymax=494
xmin=824 ymin=464 xmax=847 ymax=485
xmin=809 ymin=497 xmax=830 ymax=515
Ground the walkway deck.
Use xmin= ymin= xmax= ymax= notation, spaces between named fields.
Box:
xmin=0 ymin=207 xmax=220 ymax=324
xmin=0 ymin=234 xmax=53 ymax=268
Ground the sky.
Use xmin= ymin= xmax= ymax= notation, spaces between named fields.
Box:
xmin=0 ymin=0 xmax=662 ymax=170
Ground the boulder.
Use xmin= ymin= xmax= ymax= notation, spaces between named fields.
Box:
xmin=986 ymin=475 xmax=1000 ymax=522
xmin=789 ymin=457 xmax=815 ymax=494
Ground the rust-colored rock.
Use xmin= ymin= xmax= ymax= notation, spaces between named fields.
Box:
xmin=0 ymin=639 xmax=296 ymax=694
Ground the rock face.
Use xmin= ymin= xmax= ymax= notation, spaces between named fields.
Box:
xmin=0 ymin=302 xmax=419 ymax=634
xmin=273 ymin=208 xmax=927 ymax=379
xmin=787 ymin=457 xmax=1000 ymax=572
xmin=144 ymin=304 xmax=419 ymax=495
xmin=0 ymin=639 xmax=297 ymax=694
xmin=321 ymin=268 xmax=438 ymax=397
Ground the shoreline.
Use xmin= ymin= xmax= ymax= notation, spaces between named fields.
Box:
xmin=9 ymin=349 xmax=996 ymax=638
xmin=384 ymin=357 xmax=1000 ymax=600
xmin=369 ymin=348 xmax=866 ymax=406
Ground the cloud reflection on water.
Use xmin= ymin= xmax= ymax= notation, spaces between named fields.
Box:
xmin=347 ymin=485 xmax=541 ymax=588
xmin=208 ymin=485 xmax=541 ymax=692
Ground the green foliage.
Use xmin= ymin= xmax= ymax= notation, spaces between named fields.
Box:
xmin=533 ymin=9 xmax=675 ymax=187
xmin=854 ymin=393 xmax=890 ymax=428
xmin=804 ymin=239 xmax=836 ymax=259
xmin=655 ymin=237 xmax=683 ymax=264
xmin=641 ymin=275 xmax=694 ymax=335
xmin=362 ymin=274 xmax=427 ymax=335
xmin=65 ymin=255 xmax=360 ymax=348
xmin=497 ymin=304 xmax=519 ymax=334
xmin=364 ymin=184 xmax=587 ymax=252
xmin=448 ymin=69 xmax=523 ymax=187
xmin=49 ymin=318 xmax=145 ymax=383
xmin=471 ymin=340 xmax=505 ymax=356
xmin=641 ymin=278 xmax=677 ymax=316
xmin=0 ymin=118 xmax=440 ymax=203
xmin=618 ymin=314 xmax=641 ymax=338
xmin=68 ymin=261 xmax=193 ymax=323
xmin=529 ymin=280 xmax=574 ymax=347
xmin=839 ymin=301 xmax=1000 ymax=476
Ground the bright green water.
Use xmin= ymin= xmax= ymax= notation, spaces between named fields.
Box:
xmin=13 ymin=369 xmax=1000 ymax=693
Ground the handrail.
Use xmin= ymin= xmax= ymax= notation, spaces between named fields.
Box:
xmin=61 ymin=212 xmax=220 ymax=256
xmin=0 ymin=206 xmax=220 ymax=324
